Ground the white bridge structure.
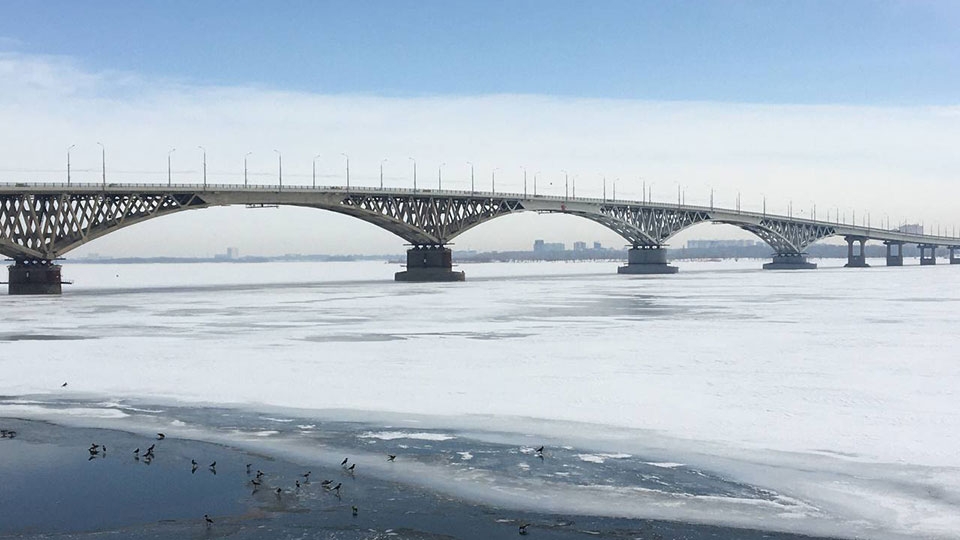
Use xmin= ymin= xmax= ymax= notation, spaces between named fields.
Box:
xmin=1 ymin=182 xmax=958 ymax=294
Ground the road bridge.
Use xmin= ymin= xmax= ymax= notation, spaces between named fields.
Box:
xmin=1 ymin=182 xmax=957 ymax=294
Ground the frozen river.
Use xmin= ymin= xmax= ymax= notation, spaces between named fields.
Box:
xmin=1 ymin=258 xmax=958 ymax=539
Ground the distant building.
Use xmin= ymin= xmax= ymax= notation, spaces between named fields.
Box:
xmin=533 ymin=240 xmax=565 ymax=252
xmin=897 ymin=224 xmax=923 ymax=235
xmin=593 ymin=241 xmax=602 ymax=250
xmin=215 ymin=247 xmax=241 ymax=260
xmin=573 ymin=241 xmax=587 ymax=251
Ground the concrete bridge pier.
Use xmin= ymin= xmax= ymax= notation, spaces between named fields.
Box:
xmin=617 ymin=246 xmax=678 ymax=275
xmin=395 ymin=245 xmax=466 ymax=282
xmin=7 ymin=259 xmax=63 ymax=295
xmin=884 ymin=241 xmax=904 ymax=266
xmin=919 ymin=244 xmax=937 ymax=266
xmin=844 ymin=236 xmax=869 ymax=268
xmin=950 ymin=247 xmax=960 ymax=265
xmin=762 ymin=253 xmax=817 ymax=270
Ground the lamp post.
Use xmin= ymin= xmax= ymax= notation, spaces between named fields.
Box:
xmin=408 ymin=157 xmax=417 ymax=192
xmin=491 ymin=168 xmax=498 ymax=194
xmin=613 ymin=178 xmax=618 ymax=200
xmin=522 ymin=166 xmax=527 ymax=197
xmin=341 ymin=153 xmax=350 ymax=189
xmin=198 ymin=146 xmax=207 ymax=189
xmin=244 ymin=152 xmax=252 ymax=187
xmin=467 ymin=161 xmax=474 ymax=193
xmin=572 ymin=175 xmax=577 ymax=198
xmin=533 ymin=171 xmax=539 ymax=196
xmin=274 ymin=149 xmax=282 ymax=190
xmin=96 ymin=142 xmax=105 ymax=187
xmin=380 ymin=158 xmax=388 ymax=189
xmin=562 ymin=169 xmax=568 ymax=199
xmin=167 ymin=148 xmax=176 ymax=186
xmin=438 ymin=162 xmax=445 ymax=190
xmin=312 ymin=153 xmax=321 ymax=188
xmin=603 ymin=176 xmax=606 ymax=202
xmin=67 ymin=144 xmax=75 ymax=185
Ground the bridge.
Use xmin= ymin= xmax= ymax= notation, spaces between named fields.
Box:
xmin=1 ymin=182 xmax=958 ymax=294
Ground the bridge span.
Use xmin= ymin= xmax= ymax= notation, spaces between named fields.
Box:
xmin=1 ymin=182 xmax=958 ymax=294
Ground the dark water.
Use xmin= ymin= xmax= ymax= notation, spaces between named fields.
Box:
xmin=0 ymin=401 xmax=839 ymax=540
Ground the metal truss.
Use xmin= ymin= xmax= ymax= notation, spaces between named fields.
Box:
xmin=595 ymin=205 xmax=713 ymax=247
xmin=338 ymin=194 xmax=525 ymax=245
xmin=736 ymin=218 xmax=836 ymax=254
xmin=0 ymin=192 xmax=207 ymax=260
xmin=0 ymin=186 xmax=910 ymax=261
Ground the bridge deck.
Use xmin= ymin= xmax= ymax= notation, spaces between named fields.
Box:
xmin=2 ymin=182 xmax=955 ymax=248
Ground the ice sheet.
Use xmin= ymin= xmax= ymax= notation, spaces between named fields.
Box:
xmin=2 ymin=259 xmax=959 ymax=539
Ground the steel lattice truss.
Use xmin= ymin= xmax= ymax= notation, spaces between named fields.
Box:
xmin=594 ymin=205 xmax=713 ymax=247
xmin=736 ymin=218 xmax=836 ymax=254
xmin=0 ymin=187 xmax=854 ymax=261
xmin=338 ymin=194 xmax=525 ymax=244
xmin=0 ymin=193 xmax=207 ymax=260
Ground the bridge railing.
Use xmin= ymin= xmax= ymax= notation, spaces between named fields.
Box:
xmin=2 ymin=181 xmax=958 ymax=245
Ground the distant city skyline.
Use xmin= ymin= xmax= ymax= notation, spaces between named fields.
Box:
xmin=0 ymin=2 xmax=957 ymax=257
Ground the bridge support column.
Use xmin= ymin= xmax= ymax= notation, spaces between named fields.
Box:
xmin=395 ymin=245 xmax=465 ymax=282
xmin=949 ymin=247 xmax=960 ymax=265
xmin=885 ymin=241 xmax=904 ymax=266
xmin=7 ymin=259 xmax=63 ymax=295
xmin=919 ymin=244 xmax=937 ymax=266
xmin=617 ymin=246 xmax=678 ymax=275
xmin=762 ymin=253 xmax=817 ymax=270
xmin=844 ymin=236 xmax=869 ymax=268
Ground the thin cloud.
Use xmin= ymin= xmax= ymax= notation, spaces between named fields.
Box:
xmin=0 ymin=52 xmax=957 ymax=257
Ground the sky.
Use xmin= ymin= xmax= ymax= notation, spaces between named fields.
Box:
xmin=0 ymin=1 xmax=958 ymax=256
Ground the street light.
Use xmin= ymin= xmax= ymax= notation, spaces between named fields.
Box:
xmin=380 ymin=158 xmax=388 ymax=189
xmin=312 ymin=153 xmax=322 ymax=188
xmin=533 ymin=171 xmax=540 ymax=196
xmin=491 ymin=167 xmax=499 ymax=194
xmin=438 ymin=162 xmax=445 ymax=190
xmin=244 ymin=152 xmax=252 ymax=187
xmin=198 ymin=146 xmax=207 ymax=189
xmin=274 ymin=149 xmax=282 ymax=190
xmin=466 ymin=161 xmax=474 ymax=193
xmin=66 ymin=144 xmax=75 ymax=185
xmin=167 ymin=148 xmax=176 ymax=186
xmin=96 ymin=142 xmax=105 ymax=187
xmin=602 ymin=175 xmax=606 ymax=202
xmin=521 ymin=166 xmax=527 ymax=198
xmin=341 ymin=153 xmax=350 ymax=189
xmin=562 ymin=169 xmax=568 ymax=199
xmin=408 ymin=157 xmax=417 ymax=191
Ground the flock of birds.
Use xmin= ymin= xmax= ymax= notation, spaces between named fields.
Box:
xmin=4 ymin=420 xmax=546 ymax=536
xmin=83 ymin=431 xmax=371 ymax=527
